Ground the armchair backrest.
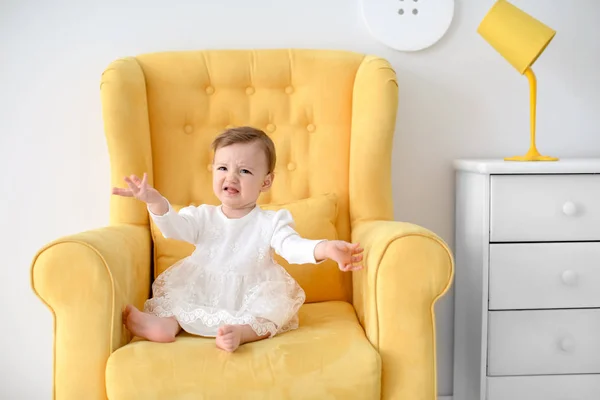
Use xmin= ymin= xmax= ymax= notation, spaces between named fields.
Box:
xmin=100 ymin=49 xmax=398 ymax=303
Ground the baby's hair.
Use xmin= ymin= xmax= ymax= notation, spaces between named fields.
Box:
xmin=211 ymin=126 xmax=276 ymax=173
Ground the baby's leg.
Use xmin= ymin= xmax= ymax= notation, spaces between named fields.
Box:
xmin=215 ymin=325 xmax=270 ymax=352
xmin=123 ymin=304 xmax=181 ymax=343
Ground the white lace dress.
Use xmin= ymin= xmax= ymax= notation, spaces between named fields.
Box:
xmin=144 ymin=201 xmax=323 ymax=338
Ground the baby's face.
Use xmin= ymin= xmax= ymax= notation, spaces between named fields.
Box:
xmin=212 ymin=141 xmax=272 ymax=214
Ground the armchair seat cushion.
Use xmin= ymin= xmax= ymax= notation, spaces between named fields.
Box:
xmin=105 ymin=301 xmax=381 ymax=399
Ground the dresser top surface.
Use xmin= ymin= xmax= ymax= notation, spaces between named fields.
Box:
xmin=454 ymin=158 xmax=600 ymax=174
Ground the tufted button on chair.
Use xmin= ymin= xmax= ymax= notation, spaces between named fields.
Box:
xmin=31 ymin=49 xmax=454 ymax=400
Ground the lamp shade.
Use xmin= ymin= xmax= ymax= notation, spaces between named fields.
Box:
xmin=477 ymin=0 xmax=556 ymax=74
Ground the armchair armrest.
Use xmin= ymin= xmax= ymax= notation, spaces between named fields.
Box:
xmin=352 ymin=220 xmax=454 ymax=400
xmin=31 ymin=224 xmax=151 ymax=400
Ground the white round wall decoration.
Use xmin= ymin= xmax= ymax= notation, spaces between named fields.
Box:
xmin=360 ymin=0 xmax=455 ymax=52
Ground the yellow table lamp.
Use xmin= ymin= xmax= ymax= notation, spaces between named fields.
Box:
xmin=478 ymin=0 xmax=558 ymax=161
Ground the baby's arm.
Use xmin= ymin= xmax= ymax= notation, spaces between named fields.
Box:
xmin=112 ymin=173 xmax=203 ymax=244
xmin=148 ymin=199 xmax=204 ymax=244
xmin=270 ymin=210 xmax=363 ymax=271
xmin=271 ymin=224 xmax=325 ymax=265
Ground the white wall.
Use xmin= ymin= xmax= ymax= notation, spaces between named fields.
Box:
xmin=1 ymin=0 xmax=599 ymax=398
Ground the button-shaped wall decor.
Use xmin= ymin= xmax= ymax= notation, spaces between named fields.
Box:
xmin=360 ymin=0 xmax=454 ymax=51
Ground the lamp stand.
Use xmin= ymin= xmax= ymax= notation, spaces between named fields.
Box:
xmin=504 ymin=68 xmax=558 ymax=161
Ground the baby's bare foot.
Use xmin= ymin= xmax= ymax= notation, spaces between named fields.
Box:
xmin=216 ymin=325 xmax=243 ymax=352
xmin=123 ymin=304 xmax=179 ymax=343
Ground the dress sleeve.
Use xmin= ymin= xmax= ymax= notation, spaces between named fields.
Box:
xmin=270 ymin=209 xmax=325 ymax=265
xmin=148 ymin=199 xmax=204 ymax=244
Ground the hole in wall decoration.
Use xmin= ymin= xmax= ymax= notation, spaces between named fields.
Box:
xmin=360 ymin=0 xmax=455 ymax=51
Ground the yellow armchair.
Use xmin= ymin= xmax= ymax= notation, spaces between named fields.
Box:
xmin=31 ymin=49 xmax=453 ymax=399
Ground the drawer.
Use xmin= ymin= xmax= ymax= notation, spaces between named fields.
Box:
xmin=488 ymin=309 xmax=600 ymax=376
xmin=490 ymin=174 xmax=600 ymax=242
xmin=489 ymin=242 xmax=600 ymax=310
xmin=487 ymin=375 xmax=600 ymax=400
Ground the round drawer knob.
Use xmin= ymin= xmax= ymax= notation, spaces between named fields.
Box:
xmin=559 ymin=336 xmax=576 ymax=352
xmin=560 ymin=270 xmax=578 ymax=286
xmin=562 ymin=201 xmax=577 ymax=216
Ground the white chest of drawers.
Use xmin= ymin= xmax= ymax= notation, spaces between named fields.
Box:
xmin=452 ymin=159 xmax=600 ymax=400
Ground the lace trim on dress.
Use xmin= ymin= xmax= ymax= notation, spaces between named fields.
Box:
xmin=146 ymin=303 xmax=286 ymax=337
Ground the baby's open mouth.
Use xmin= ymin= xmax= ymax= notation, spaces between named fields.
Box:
xmin=224 ymin=186 xmax=239 ymax=194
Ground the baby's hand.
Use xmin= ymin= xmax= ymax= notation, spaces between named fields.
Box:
xmin=112 ymin=173 xmax=164 ymax=205
xmin=321 ymin=240 xmax=364 ymax=272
